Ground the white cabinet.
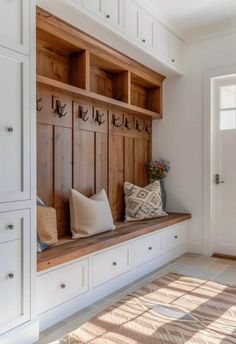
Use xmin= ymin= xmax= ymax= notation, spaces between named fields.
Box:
xmin=124 ymin=0 xmax=140 ymax=42
xmin=81 ymin=0 xmax=124 ymax=30
xmin=161 ymin=223 xmax=188 ymax=252
xmin=156 ymin=22 xmax=169 ymax=60
xmin=37 ymin=259 xmax=89 ymax=314
xmin=92 ymin=243 xmax=132 ymax=288
xmin=0 ymin=210 xmax=30 ymax=335
xmin=0 ymin=0 xmax=29 ymax=55
xmin=0 ymin=47 xmax=30 ymax=203
xmin=134 ymin=232 xmax=161 ymax=267
xmin=139 ymin=10 xmax=155 ymax=49
xmin=169 ymin=32 xmax=183 ymax=67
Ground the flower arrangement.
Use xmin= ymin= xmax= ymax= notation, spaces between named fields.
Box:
xmin=145 ymin=159 xmax=170 ymax=181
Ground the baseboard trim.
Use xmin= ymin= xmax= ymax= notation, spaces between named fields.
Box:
xmin=212 ymin=253 xmax=236 ymax=261
xmin=0 ymin=320 xmax=39 ymax=344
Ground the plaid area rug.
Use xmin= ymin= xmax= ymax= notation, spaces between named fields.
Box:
xmin=61 ymin=273 xmax=236 ymax=344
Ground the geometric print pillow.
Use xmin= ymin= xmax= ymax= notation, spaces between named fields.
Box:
xmin=124 ymin=181 xmax=167 ymax=221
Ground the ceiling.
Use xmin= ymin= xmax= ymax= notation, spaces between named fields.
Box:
xmin=146 ymin=0 xmax=236 ymax=40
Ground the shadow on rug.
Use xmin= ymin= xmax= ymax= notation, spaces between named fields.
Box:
xmin=61 ymin=273 xmax=236 ymax=344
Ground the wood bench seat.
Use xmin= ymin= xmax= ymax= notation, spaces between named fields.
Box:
xmin=37 ymin=213 xmax=191 ymax=272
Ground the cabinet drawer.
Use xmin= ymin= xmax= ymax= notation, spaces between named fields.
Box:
xmin=0 ymin=239 xmax=30 ymax=335
xmin=37 ymin=259 xmax=89 ymax=314
xmin=0 ymin=0 xmax=29 ymax=54
xmin=161 ymin=223 xmax=188 ymax=252
xmin=0 ymin=210 xmax=28 ymax=244
xmin=92 ymin=243 xmax=132 ymax=288
xmin=134 ymin=232 xmax=161 ymax=267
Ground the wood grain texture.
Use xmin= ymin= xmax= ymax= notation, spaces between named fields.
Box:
xmin=37 ymin=213 xmax=192 ymax=271
xmin=54 ymin=126 xmax=73 ymax=237
xmin=95 ymin=132 xmax=108 ymax=193
xmin=37 ymin=123 xmax=54 ymax=206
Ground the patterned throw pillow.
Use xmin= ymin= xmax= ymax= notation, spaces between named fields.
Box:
xmin=124 ymin=181 xmax=167 ymax=221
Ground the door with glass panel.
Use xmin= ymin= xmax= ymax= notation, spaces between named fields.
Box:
xmin=213 ymin=77 xmax=236 ymax=255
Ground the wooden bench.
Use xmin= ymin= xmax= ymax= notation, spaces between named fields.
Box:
xmin=37 ymin=213 xmax=191 ymax=272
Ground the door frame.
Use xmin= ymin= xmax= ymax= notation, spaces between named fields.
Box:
xmin=203 ymin=65 xmax=236 ymax=256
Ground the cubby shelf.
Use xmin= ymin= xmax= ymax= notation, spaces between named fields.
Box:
xmin=37 ymin=74 xmax=162 ymax=119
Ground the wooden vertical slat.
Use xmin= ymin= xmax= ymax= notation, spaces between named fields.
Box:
xmin=54 ymin=126 xmax=73 ymax=238
xmin=69 ymin=50 xmax=90 ymax=90
xmin=124 ymin=137 xmax=134 ymax=183
xmin=37 ymin=123 xmax=54 ymax=206
xmin=95 ymin=132 xmax=108 ymax=193
xmin=134 ymin=138 xmax=149 ymax=187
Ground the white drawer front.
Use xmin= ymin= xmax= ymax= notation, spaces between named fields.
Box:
xmin=0 ymin=210 xmax=26 ymax=244
xmin=0 ymin=239 xmax=29 ymax=334
xmin=161 ymin=222 xmax=188 ymax=252
xmin=92 ymin=243 xmax=132 ymax=288
xmin=0 ymin=0 xmax=29 ymax=54
xmin=134 ymin=232 xmax=161 ymax=267
xmin=37 ymin=259 xmax=89 ymax=314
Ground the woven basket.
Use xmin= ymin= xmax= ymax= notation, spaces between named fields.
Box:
xmin=37 ymin=206 xmax=58 ymax=245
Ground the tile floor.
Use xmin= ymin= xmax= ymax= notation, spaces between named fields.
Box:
xmin=38 ymin=253 xmax=236 ymax=344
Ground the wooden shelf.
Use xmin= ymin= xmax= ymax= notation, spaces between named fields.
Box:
xmin=37 ymin=213 xmax=191 ymax=272
xmin=37 ymin=75 xmax=162 ymax=119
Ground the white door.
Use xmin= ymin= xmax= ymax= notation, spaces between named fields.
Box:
xmin=124 ymin=0 xmax=139 ymax=42
xmin=102 ymin=0 xmax=124 ymax=30
xmin=169 ymin=33 xmax=183 ymax=67
xmin=81 ymin=0 xmax=102 ymax=17
xmin=139 ymin=10 xmax=155 ymax=49
xmin=0 ymin=0 xmax=29 ymax=55
xmin=213 ymin=77 xmax=236 ymax=255
xmin=156 ymin=22 xmax=169 ymax=60
xmin=0 ymin=46 xmax=30 ymax=203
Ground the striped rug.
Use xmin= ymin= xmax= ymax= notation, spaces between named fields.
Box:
xmin=61 ymin=273 xmax=236 ymax=344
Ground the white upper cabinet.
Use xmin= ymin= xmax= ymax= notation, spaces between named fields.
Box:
xmin=139 ymin=10 xmax=155 ymax=49
xmin=0 ymin=47 xmax=30 ymax=203
xmin=0 ymin=0 xmax=30 ymax=55
xmin=124 ymin=0 xmax=140 ymax=42
xmin=169 ymin=32 xmax=183 ymax=67
xmin=81 ymin=0 xmax=124 ymax=30
xmin=156 ymin=22 xmax=169 ymax=60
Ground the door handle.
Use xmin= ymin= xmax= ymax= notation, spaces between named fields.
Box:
xmin=215 ymin=174 xmax=225 ymax=184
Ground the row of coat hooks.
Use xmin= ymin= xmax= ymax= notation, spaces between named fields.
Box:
xmin=112 ymin=114 xmax=152 ymax=134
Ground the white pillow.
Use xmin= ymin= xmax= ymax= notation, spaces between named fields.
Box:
xmin=69 ymin=188 xmax=115 ymax=239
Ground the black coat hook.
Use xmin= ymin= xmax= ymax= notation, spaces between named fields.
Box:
xmin=125 ymin=118 xmax=133 ymax=130
xmin=145 ymin=122 xmax=152 ymax=134
xmin=36 ymin=97 xmax=43 ymax=112
xmin=95 ymin=110 xmax=105 ymax=126
xmin=79 ymin=106 xmax=89 ymax=121
xmin=54 ymin=100 xmax=67 ymax=118
xmin=135 ymin=119 xmax=144 ymax=132
xmin=112 ymin=114 xmax=123 ymax=128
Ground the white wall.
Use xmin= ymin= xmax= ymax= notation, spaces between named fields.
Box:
xmin=153 ymin=32 xmax=236 ymax=254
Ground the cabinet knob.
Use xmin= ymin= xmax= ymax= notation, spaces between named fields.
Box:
xmin=148 ymin=246 xmax=153 ymax=251
xmin=61 ymin=283 xmax=66 ymax=289
xmin=142 ymin=38 xmax=146 ymax=43
xmin=174 ymin=235 xmax=178 ymax=239
xmin=112 ymin=261 xmax=117 ymax=266
xmin=172 ymin=59 xmax=175 ymax=63
xmin=106 ymin=14 xmax=110 ymax=19
xmin=7 ymin=224 xmax=14 ymax=230
xmin=8 ymin=273 xmax=14 ymax=279
xmin=7 ymin=127 xmax=13 ymax=133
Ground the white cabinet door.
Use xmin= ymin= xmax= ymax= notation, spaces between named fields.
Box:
xmin=0 ymin=0 xmax=29 ymax=55
xmin=124 ymin=0 xmax=140 ymax=42
xmin=102 ymin=0 xmax=124 ymax=30
xmin=169 ymin=33 xmax=183 ymax=67
xmin=139 ymin=10 xmax=155 ymax=49
xmin=0 ymin=210 xmax=30 ymax=335
xmin=81 ymin=0 xmax=102 ymax=17
xmin=156 ymin=22 xmax=169 ymax=60
xmin=0 ymin=47 xmax=30 ymax=203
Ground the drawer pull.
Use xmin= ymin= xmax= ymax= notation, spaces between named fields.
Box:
xmin=61 ymin=284 xmax=66 ymax=289
xmin=142 ymin=38 xmax=146 ymax=43
xmin=174 ymin=235 xmax=178 ymax=239
xmin=106 ymin=14 xmax=110 ymax=19
xmin=112 ymin=262 xmax=117 ymax=266
xmin=7 ymin=224 xmax=14 ymax=230
xmin=7 ymin=127 xmax=14 ymax=133
xmin=172 ymin=58 xmax=175 ymax=63
xmin=8 ymin=273 xmax=14 ymax=279
xmin=148 ymin=246 xmax=153 ymax=251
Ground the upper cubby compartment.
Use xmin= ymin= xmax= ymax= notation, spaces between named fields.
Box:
xmin=37 ymin=28 xmax=89 ymax=89
xmin=131 ymin=73 xmax=161 ymax=113
xmin=90 ymin=54 xmax=129 ymax=103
